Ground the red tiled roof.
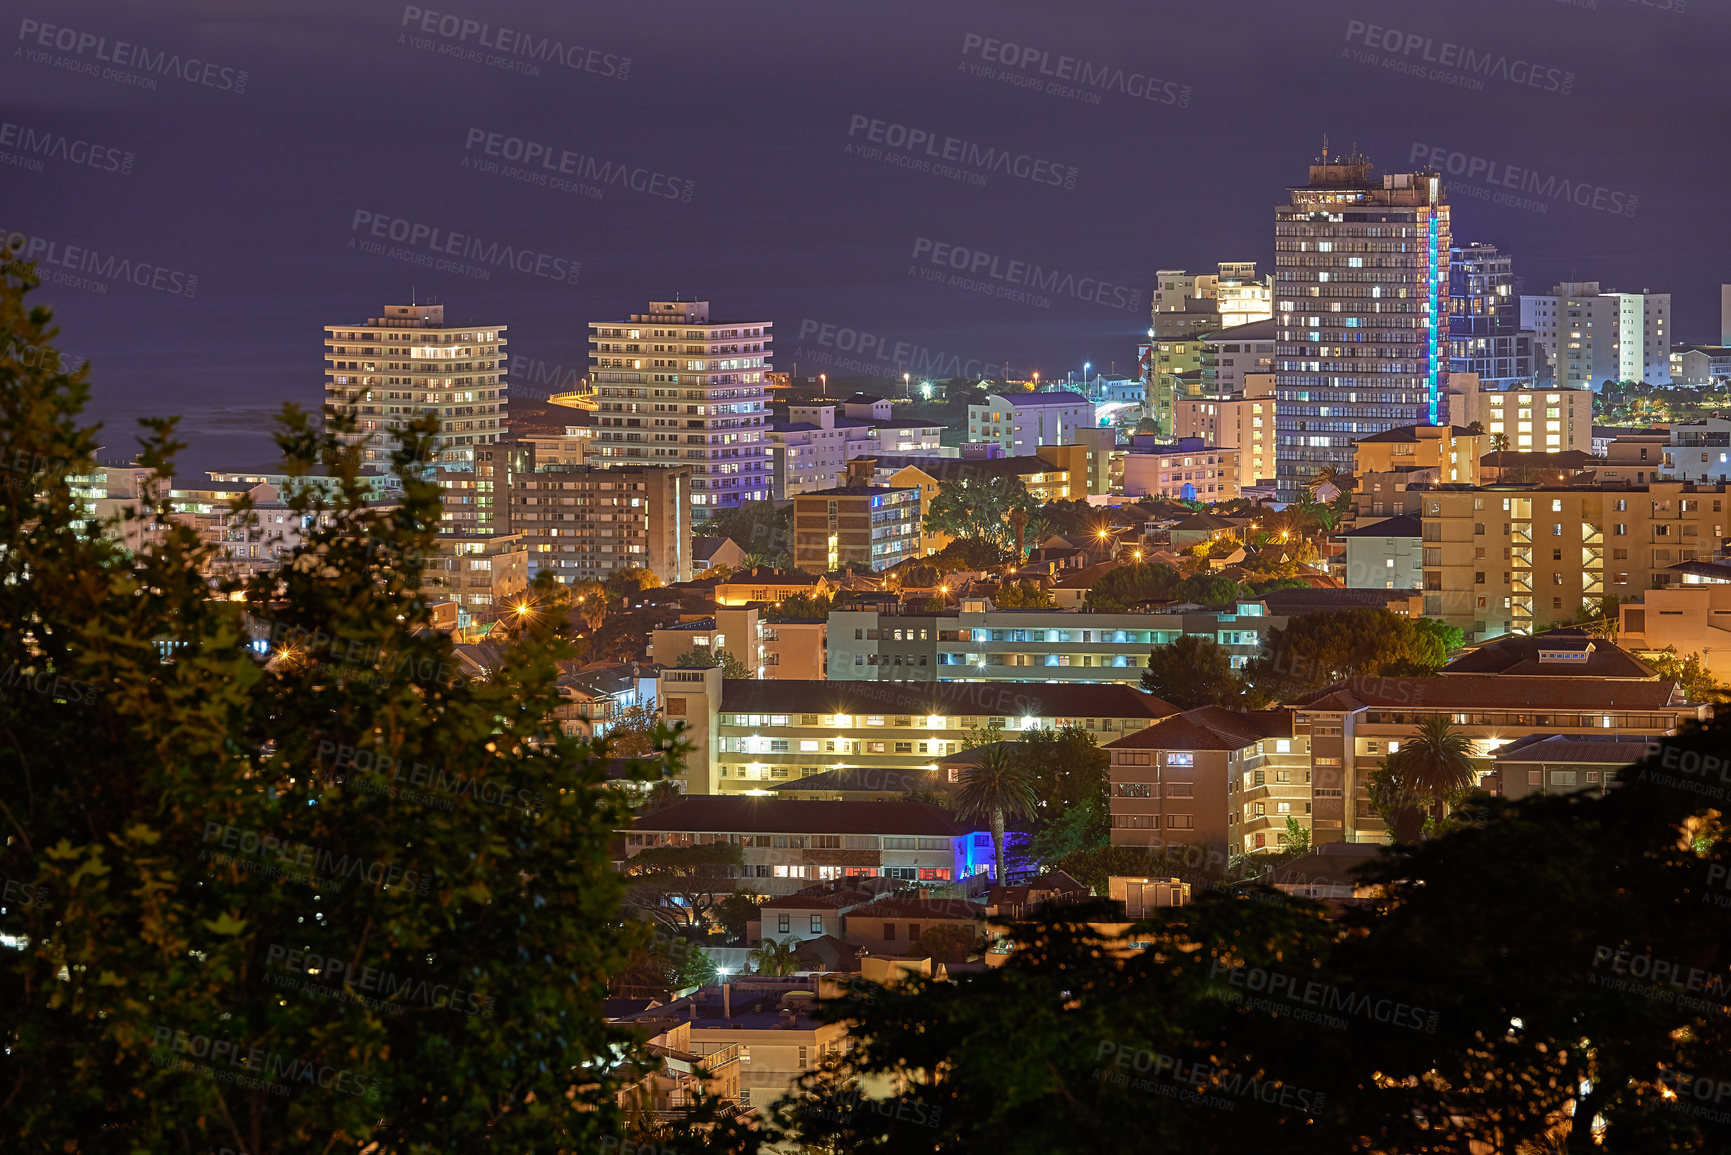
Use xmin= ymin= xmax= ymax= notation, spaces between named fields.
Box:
xmin=1104 ymin=706 xmax=1295 ymax=751
xmin=1297 ymin=676 xmax=1685 ymax=711
xmin=760 ymin=889 xmax=874 ymax=910
xmin=854 ymin=895 xmax=985 ymax=921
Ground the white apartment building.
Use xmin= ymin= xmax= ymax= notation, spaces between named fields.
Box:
xmin=323 ymin=303 xmax=508 ymax=470
xmin=967 ymin=391 xmax=1095 ymax=455
xmin=768 ymin=395 xmax=944 ymax=499
xmin=1520 ymin=281 xmax=1671 ymax=389
xmin=588 ymin=300 xmax=770 ymax=517
xmin=1151 ymin=262 xmax=1273 ymax=328
xmin=1664 ymin=418 xmax=1731 ymax=484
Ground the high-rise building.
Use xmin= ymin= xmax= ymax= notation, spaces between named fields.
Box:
xmin=323 ymin=303 xmax=508 ymax=470
xmin=1519 ymin=282 xmax=1671 ymax=389
xmin=1448 ymin=243 xmax=1535 ymax=387
xmin=510 ymin=463 xmax=692 ymax=586
xmin=1273 ymin=150 xmax=1450 ymax=499
xmin=790 ymin=485 xmax=920 ymax=573
xmin=587 ymin=300 xmax=770 ymax=518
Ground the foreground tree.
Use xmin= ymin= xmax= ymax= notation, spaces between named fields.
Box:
xmin=923 ymin=475 xmax=1037 ymax=559
xmin=0 ymin=268 xmax=751 ymax=1151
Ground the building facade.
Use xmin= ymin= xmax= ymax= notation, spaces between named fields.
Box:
xmin=1173 ymin=375 xmax=1274 ymax=490
xmin=1121 ymin=437 xmax=1241 ymax=502
xmin=1448 ymin=242 xmax=1536 ymax=387
xmin=588 ymin=300 xmax=770 ymax=517
xmin=510 ymin=464 xmax=691 ymax=586
xmin=1520 ymin=282 xmax=1671 ymax=388
xmin=967 ymin=391 xmax=1095 ymax=455
xmin=1416 ymin=482 xmax=1729 ymax=639
xmin=790 ymin=485 xmax=921 ymax=573
xmin=324 ymin=303 xmax=508 ymax=470
xmin=1664 ymin=418 xmax=1731 ymax=484
xmin=1274 ymin=153 xmax=1451 ymax=499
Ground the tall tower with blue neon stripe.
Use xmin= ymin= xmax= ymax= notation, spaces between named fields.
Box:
xmin=1272 ymin=145 xmax=1450 ymax=500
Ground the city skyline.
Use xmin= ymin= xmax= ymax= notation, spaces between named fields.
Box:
xmin=5 ymin=0 xmax=1726 ymax=472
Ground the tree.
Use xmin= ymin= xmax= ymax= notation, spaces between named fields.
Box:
xmin=1022 ymin=794 xmax=1106 ymax=866
xmin=673 ymin=647 xmax=752 ymax=678
xmin=993 ymin=580 xmax=1054 ymax=609
xmin=1365 ymin=757 xmax=1428 ymax=844
xmin=0 ymin=267 xmax=721 ymax=1152
xmin=1141 ymin=634 xmax=1244 ymax=709
xmin=1408 ymin=617 xmax=1465 ymax=669
xmin=1490 ymin=431 xmax=1512 ymax=454
xmin=1305 ymin=465 xmax=1350 ymax=497
xmin=1647 ymin=647 xmax=1724 ymax=702
xmin=1083 ymin=561 xmax=1181 ymax=612
xmin=621 ymin=842 xmax=747 ymax=931
xmin=704 ymin=500 xmax=794 ymax=568
xmin=714 ymin=893 xmax=758 ymax=944
xmin=1049 ymin=844 xmax=1158 ymax=893
xmin=607 ymin=702 xmax=674 ymax=758
xmin=613 ymin=929 xmax=718 ymax=999
xmin=1394 ymin=715 xmax=1479 ymax=822
xmin=747 ymin=936 xmax=801 ymax=977
xmin=1246 ymin=607 xmax=1445 ymax=700
xmin=765 ymin=591 xmax=833 ymax=621
xmin=915 ymin=924 xmax=984 ymax=965
xmin=927 ymin=536 xmax=1006 ymax=572
xmin=924 ymin=475 xmax=1037 ymax=557
xmin=1133 ymin=416 xmax=1160 ymax=435
xmin=1173 ymin=572 xmax=1245 ymax=606
xmin=954 ymin=743 xmax=1038 ymax=883
xmin=606 ymin=566 xmax=663 ymax=600
xmin=1281 ymin=816 xmax=1311 ymax=856
xmin=1016 ymin=724 xmax=1109 ymax=812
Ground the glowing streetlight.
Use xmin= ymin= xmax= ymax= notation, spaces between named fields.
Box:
xmin=903 ymin=372 xmax=910 ymax=399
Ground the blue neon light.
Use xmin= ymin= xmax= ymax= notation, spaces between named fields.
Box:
xmin=1427 ymin=215 xmax=1440 ymax=425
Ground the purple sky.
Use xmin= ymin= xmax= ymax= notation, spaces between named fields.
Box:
xmin=6 ymin=0 xmax=1726 ymax=472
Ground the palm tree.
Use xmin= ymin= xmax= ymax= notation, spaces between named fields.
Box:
xmin=954 ymin=743 xmax=1038 ymax=883
xmin=1489 ymin=432 xmax=1512 ymax=455
xmin=1305 ymin=465 xmax=1350 ymax=499
xmin=1396 ymin=716 xmax=1478 ymax=824
xmin=747 ymin=936 xmax=800 ymax=976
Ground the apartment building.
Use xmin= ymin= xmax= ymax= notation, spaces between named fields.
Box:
xmin=1444 ymin=381 xmax=1593 ymax=454
xmin=1105 ymin=706 xmax=1309 ymax=859
xmin=768 ymin=395 xmax=945 ymax=499
xmin=1670 ymin=345 xmax=1731 ymax=386
xmin=1351 ymin=424 xmax=1483 ymax=485
xmin=1447 ymin=242 xmax=1536 ymax=387
xmin=1201 ymin=319 xmax=1277 ymax=397
xmin=1417 ymin=482 xmax=1730 ymax=639
xmin=707 ymin=567 xmax=835 ymax=607
xmin=1274 ymin=153 xmax=1450 ymax=499
xmin=1338 ymin=514 xmax=1423 ymax=591
xmin=656 ymin=667 xmax=1175 ymax=794
xmin=1034 ymin=426 xmax=1120 ymax=497
xmin=1296 ymin=665 xmax=1699 ymax=843
xmin=510 ymin=463 xmax=692 ymax=586
xmin=967 ymin=391 xmax=1095 ymax=454
xmin=1145 ymin=304 xmax=1218 ymax=438
xmin=1151 ymin=263 xmax=1273 ymax=328
xmin=323 ymin=303 xmax=507 ymax=470
xmin=611 ymin=981 xmax=849 ymax=1112
xmin=1174 ymin=372 xmax=1274 ymax=490
xmin=790 ymin=485 xmax=921 ymax=573
xmin=588 ymin=300 xmax=770 ymax=517
xmin=166 ymin=479 xmax=388 ymax=579
xmin=827 ymin=597 xmax=1284 ymax=683
xmin=1121 ymin=436 xmax=1241 ymax=501
xmin=1619 ymin=559 xmax=1731 ymax=681
xmin=1490 ymin=734 xmax=1658 ymax=802
xmin=1664 ymin=418 xmax=1731 ymax=484
xmin=620 ymin=797 xmax=991 ymax=891
xmin=419 ymin=533 xmax=529 ymax=616
xmin=1520 ymin=282 xmax=1671 ymax=388
xmin=650 ymin=606 xmax=768 ymax=675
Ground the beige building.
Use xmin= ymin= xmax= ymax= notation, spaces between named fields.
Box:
xmin=510 ymin=463 xmax=692 ymax=587
xmin=650 ymin=606 xmax=768 ymax=675
xmin=421 ymin=533 xmax=529 ymax=617
xmin=1121 ymin=439 xmax=1241 ymax=502
xmin=1352 ymin=424 xmax=1483 ymax=486
xmin=1445 ymin=377 xmax=1593 ymax=453
xmin=1417 ymin=482 xmax=1728 ymax=639
xmin=791 ymin=485 xmax=921 ymax=573
xmin=764 ymin=618 xmax=827 ymax=680
xmin=1173 ymin=373 xmax=1275 ymax=489
xmin=708 ymin=567 xmax=834 ymax=608
xmin=324 ymin=303 xmax=507 ymax=470
xmin=1105 ymin=706 xmax=1309 ymax=859
xmin=1619 ymin=559 xmax=1731 ymax=680
xmin=1035 ymin=426 xmax=1120 ymax=497
xmin=657 ymin=669 xmax=1174 ymax=795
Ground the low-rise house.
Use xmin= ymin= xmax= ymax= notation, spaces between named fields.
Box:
xmin=693 ymin=536 xmax=748 ymax=573
xmin=621 ymin=797 xmax=993 ymax=894
xmin=1107 ymin=875 xmax=1192 ymax=917
xmin=1619 ymin=559 xmax=1731 ymax=681
xmin=843 ymin=894 xmax=987 ymax=957
xmin=1488 ymin=733 xmax=1656 ymax=800
xmin=981 ymin=870 xmax=1093 ymax=918
xmin=748 ymin=888 xmax=875 ymax=945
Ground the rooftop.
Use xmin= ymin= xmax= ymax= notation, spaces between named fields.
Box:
xmin=628 ymin=797 xmax=970 ymax=837
xmin=1491 ymin=733 xmax=1660 ymax=765
xmin=1298 ymin=675 xmax=1685 ymax=712
xmin=715 ymin=679 xmax=1178 ymax=720
xmin=1442 ymin=630 xmax=1657 ymax=679
xmin=1340 ymin=514 xmax=1423 ymax=539
xmin=988 ymin=390 xmax=1090 ymax=407
xmin=1104 ymin=706 xmax=1294 ymax=751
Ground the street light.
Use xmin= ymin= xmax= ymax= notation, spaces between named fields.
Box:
xmin=1084 ymin=362 xmax=1092 ymax=393
xmin=903 ymin=372 xmax=910 ymax=399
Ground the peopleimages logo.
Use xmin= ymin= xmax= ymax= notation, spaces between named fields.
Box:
xmin=959 ymin=33 xmax=1191 ymax=107
xmin=1343 ymin=20 xmax=1573 ymax=95
xmin=399 ymin=5 xmax=628 ymax=80
xmin=0 ymin=120 xmax=133 ymax=175
xmin=16 ymin=18 xmax=248 ymax=93
xmin=462 ymin=128 xmax=694 ymax=202
xmin=348 ymin=210 xmax=581 ymax=286
xmin=845 ymin=115 xmax=1078 ymax=190
xmin=909 ymin=236 xmax=1143 ymax=313
xmin=1408 ymin=145 xmax=1638 ymax=218
xmin=1 ymin=228 xmax=198 ymax=298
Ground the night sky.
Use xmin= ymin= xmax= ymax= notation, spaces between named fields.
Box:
xmin=5 ymin=0 xmax=1725 ymax=473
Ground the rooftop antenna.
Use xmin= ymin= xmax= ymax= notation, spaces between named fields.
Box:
xmin=1318 ymin=134 xmax=1329 ymax=164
